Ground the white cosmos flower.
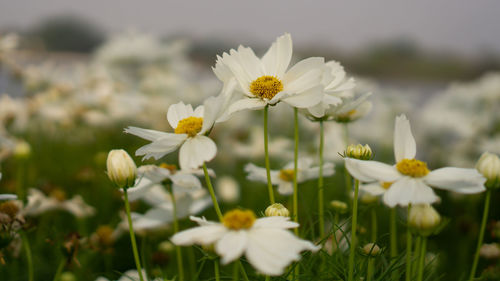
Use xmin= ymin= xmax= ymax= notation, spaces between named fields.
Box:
xmin=304 ymin=60 xmax=356 ymax=119
xmin=213 ymin=33 xmax=325 ymax=114
xmin=95 ymin=269 xmax=162 ymax=281
xmin=244 ymin=158 xmax=334 ymax=195
xmin=125 ymin=90 xmax=230 ymax=170
xmin=23 ymin=188 xmax=95 ymax=218
xmin=345 ymin=114 xmax=486 ymax=207
xmin=171 ymin=210 xmax=320 ymax=276
xmin=329 ymin=92 xmax=372 ymax=123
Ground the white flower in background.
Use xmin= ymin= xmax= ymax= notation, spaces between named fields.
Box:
xmin=231 ymin=126 xmax=293 ymax=159
xmin=171 ymin=210 xmax=319 ymax=276
xmin=23 ymin=188 xmax=95 ymax=218
xmin=213 ymin=33 xmax=324 ymax=114
xmin=95 ymin=269 xmax=161 ymax=281
xmin=345 ymin=114 xmax=486 ymax=207
xmin=126 ymin=90 xmax=230 ymax=170
xmin=216 ymin=176 xmax=240 ymax=203
xmin=329 ymin=92 xmax=372 ymax=123
xmin=245 ymin=158 xmax=334 ymax=195
xmin=0 ymin=173 xmax=17 ymax=201
xmin=304 ymin=60 xmax=355 ymax=119
xmin=0 ymin=33 xmax=19 ymax=52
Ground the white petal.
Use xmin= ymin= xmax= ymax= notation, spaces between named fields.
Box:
xmin=179 ymin=136 xmax=217 ymax=170
xmin=212 ymin=55 xmax=233 ymax=83
xmin=135 ymin=134 xmax=187 ymax=161
xmin=383 ymin=178 xmax=439 ymax=207
xmin=394 ymin=114 xmax=417 ymax=162
xmin=244 ymin=163 xmax=269 ymax=184
xmin=360 ymin=183 xmax=386 ymax=196
xmin=227 ymin=98 xmax=266 ymax=115
xmin=215 ymin=231 xmax=248 ymax=264
xmin=281 ymin=85 xmax=324 ymax=108
xmin=171 ymin=173 xmax=202 ymax=193
xmin=167 ymin=102 xmax=195 ymax=129
xmin=252 ymin=216 xmax=299 ymax=229
xmin=0 ymin=194 xmax=17 ymax=201
xmin=424 ymin=167 xmax=486 ymax=194
xmin=171 ymin=224 xmax=227 ymax=246
xmin=124 ymin=126 xmax=171 ymax=141
xmin=283 ymin=57 xmax=324 ymax=88
xmin=261 ymin=33 xmax=292 ymax=77
xmin=345 ymin=158 xmax=401 ymax=182
xmin=200 ymin=94 xmax=224 ymax=134
xmin=277 ymin=181 xmax=293 ymax=195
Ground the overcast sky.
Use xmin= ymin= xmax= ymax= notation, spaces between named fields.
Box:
xmin=2 ymin=0 xmax=500 ymax=56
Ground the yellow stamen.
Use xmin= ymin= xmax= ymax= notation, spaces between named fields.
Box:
xmin=249 ymin=76 xmax=283 ymax=100
xmin=96 ymin=225 xmax=115 ymax=246
xmin=222 ymin=209 xmax=256 ymax=230
xmin=0 ymin=201 xmax=19 ymax=219
xmin=279 ymin=169 xmax=295 ymax=182
xmin=159 ymin=163 xmax=177 ymax=174
xmin=381 ymin=182 xmax=393 ymax=190
xmin=174 ymin=117 xmax=203 ymax=137
xmin=396 ymin=159 xmax=430 ymax=178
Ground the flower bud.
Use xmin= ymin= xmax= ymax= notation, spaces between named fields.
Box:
xmin=13 ymin=140 xmax=31 ymax=160
xmin=479 ymin=243 xmax=500 ymax=259
xmin=362 ymin=243 xmax=381 ymax=256
xmin=476 ymin=152 xmax=500 ymax=189
xmin=345 ymin=144 xmax=372 ymax=160
xmin=106 ymin=149 xmax=137 ymax=188
xmin=408 ymin=204 xmax=441 ymax=236
xmin=330 ymin=200 xmax=348 ymax=214
xmin=60 ymin=272 xmax=77 ymax=281
xmin=158 ymin=241 xmax=175 ymax=253
xmin=265 ymin=203 xmax=290 ymax=217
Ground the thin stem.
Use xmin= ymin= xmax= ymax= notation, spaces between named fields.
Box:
xmin=343 ymin=124 xmax=352 ymax=195
xmin=406 ymin=205 xmax=413 ymax=281
xmin=123 ymin=187 xmax=145 ymax=281
xmin=367 ymin=208 xmax=377 ymax=281
xmin=22 ymin=232 xmax=34 ymax=281
xmin=390 ymin=207 xmax=398 ymax=280
xmin=169 ymin=186 xmax=184 ymax=281
xmin=318 ymin=120 xmax=325 ymax=237
xmin=214 ymin=259 xmax=220 ymax=281
xmin=239 ymin=261 xmax=250 ymax=281
xmin=265 ymin=276 xmax=270 ymax=281
xmin=412 ymin=236 xmax=422 ymax=278
xmin=348 ymin=179 xmax=360 ymax=281
xmin=232 ymin=262 xmax=240 ymax=281
xmin=293 ymin=108 xmax=299 ymax=235
xmin=52 ymin=259 xmax=65 ymax=281
xmin=417 ymin=237 xmax=427 ymax=281
xmin=263 ymin=105 xmax=275 ymax=204
xmin=202 ymin=163 xmax=223 ymax=221
xmin=469 ymin=189 xmax=491 ymax=281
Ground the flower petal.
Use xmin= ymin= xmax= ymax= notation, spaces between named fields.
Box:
xmin=227 ymin=98 xmax=266 ymax=115
xmin=261 ymin=33 xmax=292 ymax=78
xmin=283 ymin=57 xmax=324 ymax=89
xmin=215 ymin=231 xmax=248 ymax=264
xmin=179 ymin=136 xmax=217 ymax=170
xmin=277 ymin=181 xmax=293 ymax=195
xmin=394 ymin=114 xmax=417 ymax=162
xmin=424 ymin=167 xmax=486 ymax=194
xmin=0 ymin=194 xmax=17 ymax=201
xmin=360 ymin=183 xmax=387 ymax=196
xmin=171 ymin=224 xmax=227 ymax=246
xmin=124 ymin=126 xmax=171 ymax=141
xmin=252 ymin=216 xmax=299 ymax=229
xmin=281 ymin=85 xmax=324 ymax=108
xmin=345 ymin=158 xmax=401 ymax=183
xmin=135 ymin=134 xmax=187 ymax=161
xmin=167 ymin=102 xmax=195 ymax=129
xmin=244 ymin=163 xmax=270 ymax=184
xmin=383 ymin=177 xmax=440 ymax=207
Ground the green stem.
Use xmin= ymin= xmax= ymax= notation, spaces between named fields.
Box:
xmin=318 ymin=120 xmax=325 ymax=238
xmin=469 ymin=189 xmax=491 ymax=281
xmin=265 ymin=276 xmax=270 ymax=281
xmin=22 ymin=232 xmax=34 ymax=281
xmin=170 ymin=186 xmax=184 ymax=281
xmin=390 ymin=207 xmax=398 ymax=280
xmin=348 ymin=179 xmax=360 ymax=281
xmin=406 ymin=205 xmax=413 ymax=281
xmin=123 ymin=188 xmax=145 ymax=281
xmin=343 ymin=124 xmax=352 ymax=195
xmin=293 ymin=108 xmax=299 ymax=235
xmin=233 ymin=262 xmax=240 ymax=281
xmin=214 ymin=259 xmax=220 ymax=281
xmin=239 ymin=261 xmax=250 ymax=281
xmin=263 ymin=105 xmax=275 ymax=204
xmin=367 ymin=208 xmax=377 ymax=281
xmin=417 ymin=237 xmax=427 ymax=281
xmin=202 ymin=163 xmax=223 ymax=221
xmin=412 ymin=236 xmax=422 ymax=278
xmin=16 ymin=159 xmax=26 ymax=202
xmin=52 ymin=259 xmax=65 ymax=281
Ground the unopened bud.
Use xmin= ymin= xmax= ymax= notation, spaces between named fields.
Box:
xmin=330 ymin=200 xmax=348 ymax=214
xmin=345 ymin=144 xmax=372 ymax=160
xmin=362 ymin=243 xmax=381 ymax=256
xmin=265 ymin=203 xmax=290 ymax=217
xmin=476 ymin=152 xmax=500 ymax=189
xmin=13 ymin=141 xmax=31 ymax=159
xmin=409 ymin=204 xmax=441 ymax=236
xmin=158 ymin=241 xmax=175 ymax=253
xmin=106 ymin=149 xmax=137 ymax=188
xmin=60 ymin=272 xmax=77 ymax=281
xmin=479 ymin=243 xmax=500 ymax=259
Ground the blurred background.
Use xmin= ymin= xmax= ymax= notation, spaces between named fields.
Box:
xmin=1 ymin=1 xmax=500 ymax=280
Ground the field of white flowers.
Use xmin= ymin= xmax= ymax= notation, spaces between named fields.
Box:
xmin=0 ymin=31 xmax=500 ymax=281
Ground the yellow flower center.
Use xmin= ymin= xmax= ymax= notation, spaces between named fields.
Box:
xmin=174 ymin=117 xmax=203 ymax=137
xmin=96 ymin=225 xmax=115 ymax=246
xmin=279 ymin=169 xmax=295 ymax=182
xmin=249 ymin=76 xmax=283 ymax=100
xmin=159 ymin=163 xmax=177 ymax=174
xmin=50 ymin=189 xmax=67 ymax=202
xmin=222 ymin=209 xmax=256 ymax=230
xmin=381 ymin=182 xmax=393 ymax=190
xmin=396 ymin=159 xmax=430 ymax=178
xmin=0 ymin=201 xmax=19 ymax=219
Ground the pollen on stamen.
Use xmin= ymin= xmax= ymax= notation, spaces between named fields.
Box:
xmin=396 ymin=159 xmax=430 ymax=178
xmin=249 ymin=76 xmax=283 ymax=100
xmin=174 ymin=117 xmax=203 ymax=137
xmin=222 ymin=209 xmax=256 ymax=230
xmin=279 ymin=169 xmax=295 ymax=182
